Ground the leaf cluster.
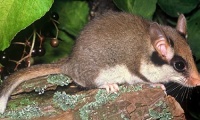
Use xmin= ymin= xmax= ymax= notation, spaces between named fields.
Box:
xmin=1 ymin=0 xmax=200 ymax=65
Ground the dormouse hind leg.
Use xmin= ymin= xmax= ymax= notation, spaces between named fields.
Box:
xmin=99 ymin=83 xmax=120 ymax=93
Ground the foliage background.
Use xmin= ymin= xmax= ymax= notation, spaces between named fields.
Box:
xmin=1 ymin=0 xmax=200 ymax=63
xmin=0 ymin=0 xmax=200 ymax=119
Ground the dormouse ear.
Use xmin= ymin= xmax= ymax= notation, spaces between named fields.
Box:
xmin=176 ymin=14 xmax=187 ymax=37
xmin=149 ymin=23 xmax=174 ymax=62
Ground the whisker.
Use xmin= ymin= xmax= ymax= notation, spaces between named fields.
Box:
xmin=186 ymin=87 xmax=193 ymax=100
xmin=181 ymin=81 xmax=193 ymax=104
xmin=166 ymin=82 xmax=182 ymax=94
xmin=166 ymin=78 xmax=191 ymax=101
xmin=180 ymin=86 xmax=188 ymax=103
xmin=174 ymin=84 xmax=184 ymax=99
xmin=179 ymin=78 xmax=192 ymax=102
xmin=165 ymin=82 xmax=176 ymax=90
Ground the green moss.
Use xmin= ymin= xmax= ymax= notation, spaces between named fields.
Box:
xmin=79 ymin=89 xmax=119 ymax=120
xmin=148 ymin=100 xmax=173 ymax=119
xmin=0 ymin=104 xmax=42 ymax=119
xmin=47 ymin=74 xmax=72 ymax=86
xmin=7 ymin=97 xmax=36 ymax=110
xmin=79 ymin=84 xmax=143 ymax=120
xmin=119 ymin=84 xmax=143 ymax=93
xmin=20 ymin=81 xmax=49 ymax=95
xmin=53 ymin=91 xmax=85 ymax=111
xmin=20 ymin=74 xmax=72 ymax=95
xmin=0 ymin=92 xmax=58 ymax=119
xmin=21 ymin=82 xmax=36 ymax=89
xmin=155 ymin=100 xmax=164 ymax=107
xmin=121 ymin=113 xmax=130 ymax=120
xmin=34 ymin=85 xmax=47 ymax=94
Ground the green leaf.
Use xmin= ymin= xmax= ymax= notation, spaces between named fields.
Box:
xmin=0 ymin=0 xmax=54 ymax=51
xmin=187 ymin=11 xmax=200 ymax=60
xmin=113 ymin=0 xmax=158 ymax=19
xmin=51 ymin=0 xmax=89 ymax=36
xmin=158 ymin=0 xmax=200 ymax=17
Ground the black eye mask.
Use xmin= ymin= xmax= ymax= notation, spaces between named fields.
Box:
xmin=151 ymin=52 xmax=168 ymax=66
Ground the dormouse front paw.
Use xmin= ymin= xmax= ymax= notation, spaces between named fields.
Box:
xmin=99 ymin=83 xmax=119 ymax=93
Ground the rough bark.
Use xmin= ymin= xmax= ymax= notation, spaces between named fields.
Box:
xmin=0 ymin=76 xmax=186 ymax=120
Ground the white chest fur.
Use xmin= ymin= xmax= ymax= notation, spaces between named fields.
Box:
xmin=94 ymin=64 xmax=143 ymax=87
xmin=94 ymin=60 xmax=185 ymax=87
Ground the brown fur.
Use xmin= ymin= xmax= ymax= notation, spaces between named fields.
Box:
xmin=0 ymin=11 xmax=199 ymax=113
xmin=63 ymin=12 xmax=151 ymax=87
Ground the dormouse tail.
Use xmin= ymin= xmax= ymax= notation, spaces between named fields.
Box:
xmin=0 ymin=64 xmax=63 ymax=114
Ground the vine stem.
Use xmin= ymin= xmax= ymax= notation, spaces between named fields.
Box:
xmin=52 ymin=19 xmax=59 ymax=38
xmin=13 ymin=29 xmax=36 ymax=70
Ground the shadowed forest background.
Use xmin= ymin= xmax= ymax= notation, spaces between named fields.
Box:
xmin=0 ymin=0 xmax=200 ymax=119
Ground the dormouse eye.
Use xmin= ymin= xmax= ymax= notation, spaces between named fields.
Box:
xmin=173 ymin=60 xmax=186 ymax=72
xmin=171 ymin=55 xmax=187 ymax=72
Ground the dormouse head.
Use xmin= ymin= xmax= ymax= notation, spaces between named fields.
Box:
xmin=148 ymin=14 xmax=200 ymax=87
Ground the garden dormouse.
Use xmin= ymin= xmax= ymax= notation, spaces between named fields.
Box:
xmin=0 ymin=12 xmax=200 ymax=113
